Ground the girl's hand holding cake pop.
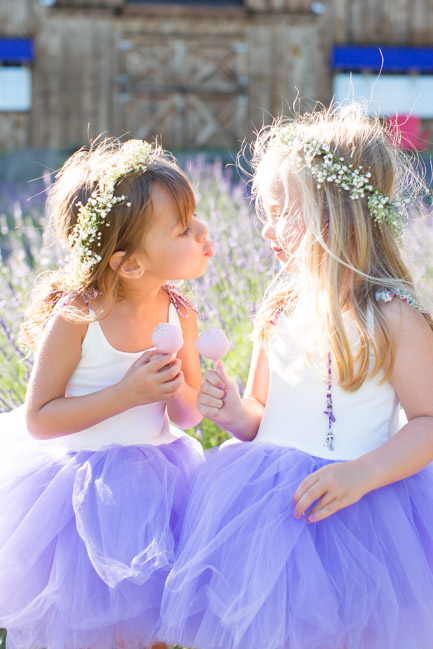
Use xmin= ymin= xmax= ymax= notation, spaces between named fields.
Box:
xmin=120 ymin=324 xmax=185 ymax=407
xmin=195 ymin=327 xmax=241 ymax=428
xmin=133 ymin=322 xmax=185 ymax=400
xmin=197 ymin=362 xmax=242 ymax=429
xmin=120 ymin=349 xmax=184 ymax=406
xmin=196 ymin=327 xmax=266 ymax=440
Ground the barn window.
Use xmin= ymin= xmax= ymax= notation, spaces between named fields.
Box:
xmin=332 ymin=46 xmax=433 ymax=151
xmin=332 ymin=46 xmax=433 ymax=118
xmin=0 ymin=38 xmax=33 ymax=112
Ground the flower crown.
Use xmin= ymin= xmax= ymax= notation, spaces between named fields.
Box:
xmin=64 ymin=139 xmax=153 ymax=291
xmin=273 ymin=127 xmax=406 ymax=238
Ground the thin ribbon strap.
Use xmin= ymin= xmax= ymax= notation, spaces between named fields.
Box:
xmin=42 ymin=288 xmax=101 ymax=328
xmin=376 ymin=287 xmax=431 ymax=319
xmin=270 ymin=305 xmax=283 ymax=325
xmin=164 ymin=283 xmax=204 ymax=320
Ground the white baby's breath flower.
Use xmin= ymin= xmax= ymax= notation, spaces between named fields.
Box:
xmin=64 ymin=140 xmax=153 ymax=291
xmin=272 ymin=126 xmax=406 ymax=238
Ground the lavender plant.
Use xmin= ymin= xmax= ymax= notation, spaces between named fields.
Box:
xmin=0 ymin=179 xmax=58 ymax=410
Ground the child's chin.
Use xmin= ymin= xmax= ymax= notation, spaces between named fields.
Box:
xmin=196 ymin=259 xmax=210 ymax=277
xmin=282 ymin=258 xmax=297 ymax=272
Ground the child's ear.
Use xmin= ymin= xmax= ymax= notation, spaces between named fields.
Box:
xmin=109 ymin=251 xmax=145 ymax=278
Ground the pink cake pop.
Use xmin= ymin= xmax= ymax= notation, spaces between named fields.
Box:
xmin=152 ymin=323 xmax=184 ymax=354
xmin=195 ymin=327 xmax=230 ymax=362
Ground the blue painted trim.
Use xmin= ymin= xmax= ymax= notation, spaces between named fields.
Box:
xmin=0 ymin=38 xmax=34 ymax=63
xmin=332 ymin=46 xmax=433 ymax=72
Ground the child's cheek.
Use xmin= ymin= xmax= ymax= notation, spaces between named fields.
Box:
xmin=276 ymin=215 xmax=305 ymax=255
xmin=276 ymin=218 xmax=293 ymax=249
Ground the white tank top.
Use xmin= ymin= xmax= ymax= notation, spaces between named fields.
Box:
xmin=59 ymin=304 xmax=184 ymax=451
xmin=254 ymin=311 xmax=400 ymax=460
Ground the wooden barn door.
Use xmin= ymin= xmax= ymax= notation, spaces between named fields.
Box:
xmin=117 ymin=31 xmax=249 ymax=148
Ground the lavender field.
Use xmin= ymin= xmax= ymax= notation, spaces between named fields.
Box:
xmin=1 ymin=154 xmax=433 ymax=450
xmin=0 ymin=155 xmax=433 ymax=649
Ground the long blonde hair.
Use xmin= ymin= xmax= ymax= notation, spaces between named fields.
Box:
xmin=251 ymin=103 xmax=432 ymax=390
xmin=20 ymin=138 xmax=195 ymax=349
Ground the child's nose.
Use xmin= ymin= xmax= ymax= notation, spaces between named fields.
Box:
xmin=262 ymin=220 xmax=275 ymax=240
xmin=197 ymin=221 xmax=209 ymax=241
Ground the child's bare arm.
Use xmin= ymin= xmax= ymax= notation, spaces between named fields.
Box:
xmin=358 ymin=299 xmax=433 ymax=484
xmin=293 ymin=299 xmax=433 ymax=522
xmin=26 ymin=314 xmax=183 ymax=439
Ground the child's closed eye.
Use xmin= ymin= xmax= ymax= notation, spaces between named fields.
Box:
xmin=179 ymin=225 xmax=192 ymax=237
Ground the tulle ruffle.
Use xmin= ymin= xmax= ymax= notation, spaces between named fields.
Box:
xmin=160 ymin=441 xmax=433 ymax=649
xmin=0 ymin=408 xmax=204 ymax=649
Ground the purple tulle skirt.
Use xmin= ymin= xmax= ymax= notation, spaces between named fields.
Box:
xmin=160 ymin=441 xmax=433 ymax=649
xmin=0 ymin=407 xmax=204 ymax=649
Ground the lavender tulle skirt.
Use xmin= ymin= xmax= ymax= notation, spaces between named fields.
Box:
xmin=160 ymin=440 xmax=433 ymax=649
xmin=0 ymin=406 xmax=204 ymax=649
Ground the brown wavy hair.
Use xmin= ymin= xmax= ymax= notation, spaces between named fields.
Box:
xmin=20 ymin=138 xmax=195 ymax=349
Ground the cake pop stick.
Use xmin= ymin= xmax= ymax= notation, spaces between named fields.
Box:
xmin=195 ymin=327 xmax=230 ymax=363
xmin=152 ymin=323 xmax=184 ymax=354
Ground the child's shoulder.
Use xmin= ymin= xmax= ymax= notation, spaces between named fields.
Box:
xmin=42 ymin=294 xmax=92 ymax=341
xmin=375 ymin=288 xmax=432 ymax=339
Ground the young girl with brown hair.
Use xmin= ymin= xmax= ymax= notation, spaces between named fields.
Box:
xmin=0 ymin=138 xmax=212 ymax=649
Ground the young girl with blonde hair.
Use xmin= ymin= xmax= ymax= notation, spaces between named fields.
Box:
xmin=160 ymin=104 xmax=433 ymax=649
xmin=0 ymin=138 xmax=213 ymax=649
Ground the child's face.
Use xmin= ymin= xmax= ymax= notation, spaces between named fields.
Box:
xmin=261 ymin=177 xmax=304 ymax=268
xmin=138 ymin=182 xmax=212 ymax=282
